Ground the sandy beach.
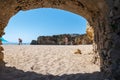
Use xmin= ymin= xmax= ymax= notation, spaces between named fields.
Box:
xmin=1 ymin=45 xmax=102 ymax=80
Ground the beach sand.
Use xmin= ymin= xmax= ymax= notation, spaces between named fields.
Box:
xmin=1 ymin=45 xmax=102 ymax=80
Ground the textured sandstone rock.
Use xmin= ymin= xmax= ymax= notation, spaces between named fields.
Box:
xmin=0 ymin=46 xmax=4 ymax=51
xmin=0 ymin=52 xmax=4 ymax=60
xmin=35 ymin=34 xmax=92 ymax=45
xmin=86 ymin=22 xmax=94 ymax=41
xmin=74 ymin=49 xmax=81 ymax=54
xmin=0 ymin=0 xmax=120 ymax=80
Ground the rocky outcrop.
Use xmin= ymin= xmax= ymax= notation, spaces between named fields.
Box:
xmin=0 ymin=0 xmax=120 ymax=80
xmin=86 ymin=23 xmax=94 ymax=41
xmin=30 ymin=40 xmax=38 ymax=45
xmin=74 ymin=34 xmax=92 ymax=45
xmin=30 ymin=34 xmax=92 ymax=45
xmin=37 ymin=36 xmax=56 ymax=45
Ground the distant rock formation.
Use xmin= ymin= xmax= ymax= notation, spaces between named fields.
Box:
xmin=74 ymin=34 xmax=93 ymax=45
xmin=30 ymin=40 xmax=38 ymax=45
xmin=30 ymin=34 xmax=92 ymax=45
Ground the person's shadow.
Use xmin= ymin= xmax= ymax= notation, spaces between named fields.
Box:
xmin=0 ymin=61 xmax=103 ymax=80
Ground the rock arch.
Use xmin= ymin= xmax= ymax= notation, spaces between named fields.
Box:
xmin=0 ymin=0 xmax=120 ymax=80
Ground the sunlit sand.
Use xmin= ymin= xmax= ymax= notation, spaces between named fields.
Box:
xmin=2 ymin=45 xmax=102 ymax=80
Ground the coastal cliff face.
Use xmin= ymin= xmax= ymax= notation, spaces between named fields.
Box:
xmin=0 ymin=0 xmax=120 ymax=79
xmin=30 ymin=34 xmax=92 ymax=45
xmin=86 ymin=23 xmax=94 ymax=41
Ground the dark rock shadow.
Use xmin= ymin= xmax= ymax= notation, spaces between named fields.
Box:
xmin=0 ymin=66 xmax=103 ymax=80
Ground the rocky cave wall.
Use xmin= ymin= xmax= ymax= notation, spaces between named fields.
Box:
xmin=0 ymin=0 xmax=120 ymax=80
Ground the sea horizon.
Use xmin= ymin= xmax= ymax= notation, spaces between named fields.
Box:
xmin=2 ymin=42 xmax=30 ymax=45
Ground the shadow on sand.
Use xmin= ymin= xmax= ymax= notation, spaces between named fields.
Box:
xmin=0 ymin=62 xmax=103 ymax=80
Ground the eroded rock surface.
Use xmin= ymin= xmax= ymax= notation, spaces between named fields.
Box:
xmin=31 ymin=34 xmax=92 ymax=45
xmin=0 ymin=0 xmax=120 ymax=80
xmin=86 ymin=23 xmax=94 ymax=41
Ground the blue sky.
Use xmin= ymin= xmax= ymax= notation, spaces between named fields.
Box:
xmin=3 ymin=8 xmax=87 ymax=43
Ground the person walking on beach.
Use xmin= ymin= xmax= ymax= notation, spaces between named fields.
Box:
xmin=18 ymin=38 xmax=22 ymax=45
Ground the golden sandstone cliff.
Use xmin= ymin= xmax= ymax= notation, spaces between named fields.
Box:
xmin=86 ymin=23 xmax=94 ymax=41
